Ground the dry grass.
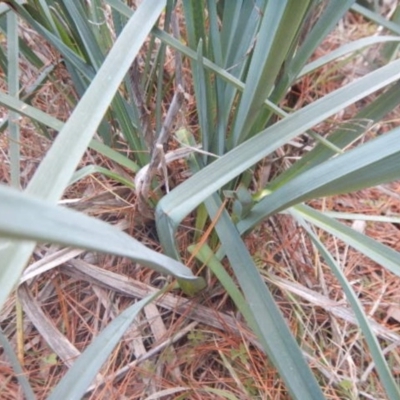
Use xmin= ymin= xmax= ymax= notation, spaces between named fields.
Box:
xmin=1 ymin=7 xmax=400 ymax=400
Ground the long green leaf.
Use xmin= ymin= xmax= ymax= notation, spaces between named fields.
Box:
xmin=48 ymin=289 xmax=163 ymax=400
xmin=7 ymin=8 xmax=20 ymax=187
xmin=352 ymin=3 xmax=400 ymax=35
xmin=188 ymin=243 xmax=256 ymax=326
xmin=10 ymin=1 xmax=95 ymax=79
xmin=294 ymin=204 xmax=400 ymax=278
xmin=269 ymin=81 xmax=400 ymax=188
xmin=0 ymin=92 xmax=140 ymax=173
xmin=231 ymin=0 xmax=310 ymax=146
xmin=299 ymin=36 xmax=400 ymax=78
xmin=183 ymin=0 xmax=216 ymax=155
xmin=62 ymin=1 xmax=105 ymax=70
xmin=279 ymin=0 xmax=355 ymax=84
xmin=293 ymin=213 xmax=400 ymax=399
xmin=240 ymin=200 xmax=400 ymax=278
xmin=239 ymin=125 xmax=400 ymax=227
xmin=203 ymin=194 xmax=324 ymax=399
xmin=0 ymin=329 xmax=36 ymax=400
xmin=70 ymin=165 xmax=135 ymax=188
xmin=175 ymin=131 xmax=324 ymax=398
xmin=0 ymin=184 xmax=204 ymax=285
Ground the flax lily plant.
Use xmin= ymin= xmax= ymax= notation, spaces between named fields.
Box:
xmin=1 ymin=0 xmax=400 ymax=398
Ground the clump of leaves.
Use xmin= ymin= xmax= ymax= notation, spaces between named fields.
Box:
xmin=1 ymin=0 xmax=400 ymax=398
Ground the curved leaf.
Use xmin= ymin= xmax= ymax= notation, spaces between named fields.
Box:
xmin=48 ymin=290 xmax=163 ymax=400
xmin=0 ymin=184 xmax=205 ymax=287
xmin=239 ymin=126 xmax=400 ymax=228
xmin=294 ymin=214 xmax=400 ymax=400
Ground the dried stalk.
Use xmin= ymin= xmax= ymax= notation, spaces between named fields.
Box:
xmin=135 ymin=10 xmax=186 ymax=216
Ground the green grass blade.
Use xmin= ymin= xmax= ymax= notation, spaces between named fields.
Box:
xmin=294 ymin=204 xmax=400 ymax=278
xmin=152 ymin=0 xmax=174 ymax=133
xmin=48 ymin=289 xmax=163 ymax=400
xmin=188 ymin=243 xmax=257 ymax=327
xmin=218 ymin=0 xmax=262 ymax=70
xmin=30 ymin=0 xmax=164 ymax=197
xmin=240 ymin=201 xmax=400 ymax=279
xmin=182 ymin=0 xmax=207 ymax=49
xmin=183 ymin=0 xmax=216 ymax=154
xmin=70 ymin=165 xmax=135 ymax=188
xmin=208 ymin=1 xmax=265 ymax=154
xmin=36 ymin=0 xmax=58 ymax=33
xmin=0 ymin=92 xmax=140 ymax=173
xmin=0 ymin=329 xmax=36 ymax=400
xmin=231 ymin=0 xmax=310 ymax=146
xmin=87 ymin=0 xmax=113 ymax=51
xmin=205 ymin=0 xmax=228 ymax=155
xmin=0 ymin=184 xmax=204 ymax=285
xmin=352 ymin=3 xmax=400 ymax=35
xmin=242 ymin=125 xmax=400 ymax=224
xmin=88 ymin=140 xmax=139 ymax=173
xmin=287 ymin=0 xmax=355 ymax=80
xmin=171 ymin=132 xmax=323 ymax=398
xmin=19 ymin=1 xmax=148 ymax=161
xmin=319 ymin=212 xmax=400 ymax=224
xmin=11 ymin=2 xmax=95 ymax=78
xmin=259 ymin=0 xmax=356 ymax=127
xmin=7 ymin=8 xmax=20 ymax=187
xmin=381 ymin=6 xmax=400 ymax=62
xmin=60 ymin=1 xmax=105 ymax=69
xmin=269 ymin=81 xmax=400 ymax=188
xmin=300 ymin=36 xmax=400 ymax=77
xmin=203 ymin=194 xmax=324 ymax=399
xmin=292 ymin=213 xmax=400 ymax=399
xmin=193 ymin=40 xmax=213 ymax=154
